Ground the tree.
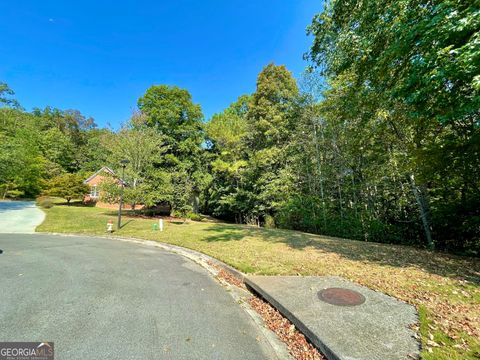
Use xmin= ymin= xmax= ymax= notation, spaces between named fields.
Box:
xmin=40 ymin=127 xmax=75 ymax=171
xmin=246 ymin=64 xmax=299 ymax=149
xmin=308 ymin=0 xmax=479 ymax=127
xmin=0 ymin=82 xmax=21 ymax=109
xmin=102 ymin=112 xmax=168 ymax=209
xmin=205 ymin=95 xmax=250 ymax=221
xmin=138 ymin=85 xmax=204 ymax=165
xmin=137 ymin=85 xmax=206 ymax=213
xmin=31 ymin=107 xmax=98 ymax=172
xmin=306 ymin=0 xmax=480 ymax=250
xmin=204 ymin=64 xmax=300 ymax=225
xmin=242 ymin=64 xmax=299 ymax=224
xmin=0 ymin=108 xmax=45 ymax=198
xmin=106 ymin=112 xmax=165 ymax=185
xmin=76 ymin=128 xmax=112 ymax=173
xmin=44 ymin=173 xmax=89 ymax=204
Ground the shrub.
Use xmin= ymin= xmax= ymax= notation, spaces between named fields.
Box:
xmin=43 ymin=173 xmax=89 ymax=204
xmin=264 ymin=215 xmax=276 ymax=228
xmin=186 ymin=212 xmax=203 ymax=221
xmin=36 ymin=196 xmax=54 ymax=209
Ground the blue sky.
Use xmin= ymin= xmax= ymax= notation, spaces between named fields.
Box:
xmin=0 ymin=1 xmax=321 ymax=128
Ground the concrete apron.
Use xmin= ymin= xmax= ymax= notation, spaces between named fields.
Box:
xmin=246 ymin=275 xmax=420 ymax=360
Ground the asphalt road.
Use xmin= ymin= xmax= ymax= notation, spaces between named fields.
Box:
xmin=0 ymin=234 xmax=280 ymax=359
xmin=0 ymin=201 xmax=45 ymax=233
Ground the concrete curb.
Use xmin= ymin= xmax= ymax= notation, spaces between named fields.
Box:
xmin=246 ymin=276 xmax=420 ymax=360
xmin=38 ymin=232 xmax=291 ymax=360
xmin=246 ymin=277 xmax=339 ymax=360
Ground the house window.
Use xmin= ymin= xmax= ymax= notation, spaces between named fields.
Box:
xmin=90 ymin=185 xmax=99 ymax=198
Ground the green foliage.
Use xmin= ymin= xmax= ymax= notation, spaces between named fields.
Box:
xmin=2 ymin=0 xmax=479 ymax=258
xmin=76 ymin=128 xmax=111 ymax=172
xmin=205 ymin=95 xmax=251 ymax=221
xmin=303 ymin=0 xmax=480 ymax=252
xmin=308 ymin=0 xmax=479 ymax=125
xmin=100 ymin=112 xmax=170 ymax=209
xmin=44 ymin=173 xmax=89 ymax=204
xmin=141 ymin=169 xmax=174 ymax=207
xmin=241 ymin=64 xmax=299 ymax=223
xmin=206 ymin=95 xmax=249 ymax=151
xmin=0 ymin=82 xmax=21 ymax=109
xmin=0 ymin=109 xmax=45 ymax=197
xmin=170 ymin=170 xmax=193 ymax=217
xmin=138 ymin=85 xmax=204 ymax=164
xmin=246 ymin=63 xmax=299 ymax=149
xmin=186 ymin=212 xmax=203 ymax=221
xmin=0 ymin=183 xmax=25 ymax=199
xmin=205 ymin=64 xmax=300 ymax=225
xmin=137 ymin=85 xmax=206 ymax=213
xmin=0 ymin=94 xmax=103 ymax=199
xmin=264 ymin=215 xmax=276 ymax=229
xmin=98 ymin=177 xmax=122 ymax=204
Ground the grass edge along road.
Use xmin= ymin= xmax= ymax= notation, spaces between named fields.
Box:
xmin=37 ymin=204 xmax=480 ymax=360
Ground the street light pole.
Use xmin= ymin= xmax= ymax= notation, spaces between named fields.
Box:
xmin=117 ymin=159 xmax=129 ymax=230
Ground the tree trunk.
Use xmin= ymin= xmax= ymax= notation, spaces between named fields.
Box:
xmin=409 ymin=174 xmax=434 ymax=249
xmin=386 ymin=119 xmax=434 ymax=248
xmin=313 ymin=120 xmax=327 ymax=230
xmin=2 ymin=183 xmax=8 ymax=200
xmin=337 ymin=175 xmax=343 ymax=219
xmin=351 ymin=173 xmax=358 ymax=219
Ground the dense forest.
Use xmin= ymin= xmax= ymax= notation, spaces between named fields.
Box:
xmin=1 ymin=0 xmax=478 ymax=254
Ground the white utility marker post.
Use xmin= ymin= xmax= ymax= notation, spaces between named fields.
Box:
xmin=159 ymin=219 xmax=164 ymax=232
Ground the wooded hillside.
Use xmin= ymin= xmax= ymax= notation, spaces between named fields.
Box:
xmin=1 ymin=0 xmax=478 ymax=254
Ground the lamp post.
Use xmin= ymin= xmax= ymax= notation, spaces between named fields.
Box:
xmin=117 ymin=159 xmax=130 ymax=230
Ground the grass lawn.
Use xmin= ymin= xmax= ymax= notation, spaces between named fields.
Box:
xmin=37 ymin=204 xmax=480 ymax=359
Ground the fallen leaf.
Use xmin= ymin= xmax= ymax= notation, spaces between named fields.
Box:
xmin=427 ymin=340 xmax=440 ymax=347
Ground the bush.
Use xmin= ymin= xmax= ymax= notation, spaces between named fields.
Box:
xmin=186 ymin=212 xmax=203 ymax=221
xmin=36 ymin=196 xmax=54 ymax=209
xmin=363 ymin=219 xmax=403 ymax=244
xmin=275 ymin=195 xmax=407 ymax=245
xmin=432 ymin=197 xmax=480 ymax=255
xmin=264 ymin=215 xmax=276 ymax=228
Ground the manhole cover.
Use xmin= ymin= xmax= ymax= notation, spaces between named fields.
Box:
xmin=318 ymin=287 xmax=366 ymax=306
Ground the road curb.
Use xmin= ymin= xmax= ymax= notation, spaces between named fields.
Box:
xmin=246 ymin=275 xmax=420 ymax=360
xmin=245 ymin=277 xmax=338 ymax=360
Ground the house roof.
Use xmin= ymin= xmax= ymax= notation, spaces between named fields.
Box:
xmin=84 ymin=166 xmax=126 ymax=185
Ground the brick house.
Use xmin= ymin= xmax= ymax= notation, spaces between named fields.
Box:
xmin=83 ymin=167 xmax=137 ymax=209
xmin=83 ymin=167 xmax=173 ymax=213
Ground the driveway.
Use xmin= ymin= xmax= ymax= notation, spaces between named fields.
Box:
xmin=0 ymin=201 xmax=45 ymax=233
xmin=0 ymin=234 xmax=281 ymax=359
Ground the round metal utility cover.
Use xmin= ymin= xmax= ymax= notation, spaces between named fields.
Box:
xmin=318 ymin=287 xmax=366 ymax=306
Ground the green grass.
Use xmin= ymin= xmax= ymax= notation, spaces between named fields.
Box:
xmin=37 ymin=203 xmax=480 ymax=359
